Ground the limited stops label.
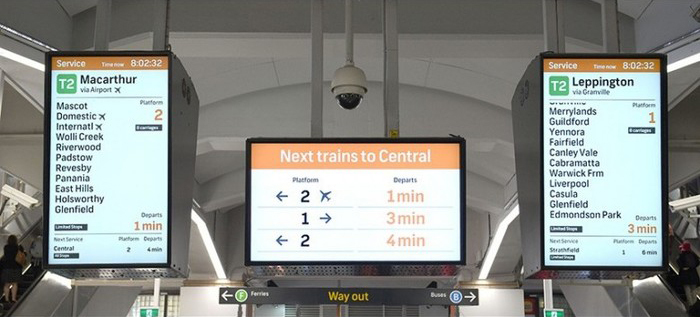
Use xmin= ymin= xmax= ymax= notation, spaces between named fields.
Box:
xmin=542 ymin=57 xmax=663 ymax=268
xmin=47 ymin=55 xmax=169 ymax=265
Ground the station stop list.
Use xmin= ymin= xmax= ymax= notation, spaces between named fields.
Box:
xmin=47 ymin=55 xmax=169 ymax=266
xmin=542 ymin=57 xmax=664 ymax=268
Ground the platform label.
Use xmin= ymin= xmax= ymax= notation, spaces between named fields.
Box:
xmin=47 ymin=55 xmax=169 ymax=265
xmin=542 ymin=57 xmax=664 ymax=268
xmin=247 ymin=140 xmax=465 ymax=264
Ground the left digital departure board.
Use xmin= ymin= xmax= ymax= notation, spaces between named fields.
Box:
xmin=47 ymin=55 xmax=169 ymax=265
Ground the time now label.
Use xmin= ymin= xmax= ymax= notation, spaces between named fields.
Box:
xmin=48 ymin=55 xmax=170 ymax=266
xmin=542 ymin=57 xmax=663 ymax=268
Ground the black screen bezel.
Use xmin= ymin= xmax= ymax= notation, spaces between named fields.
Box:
xmin=245 ymin=137 xmax=467 ymax=266
xmin=539 ymin=53 xmax=668 ymax=271
xmin=43 ymin=51 xmax=173 ymax=270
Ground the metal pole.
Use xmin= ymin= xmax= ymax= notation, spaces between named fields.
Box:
xmin=383 ymin=0 xmax=399 ymax=138
xmin=543 ymin=279 xmax=554 ymax=310
xmin=93 ymin=0 xmax=112 ymax=50
xmin=345 ymin=0 xmax=353 ymax=65
xmin=601 ymin=0 xmax=620 ymax=53
xmin=311 ymin=0 xmax=324 ymax=138
xmin=0 ymin=71 xmax=5 ymax=119
xmin=153 ymin=278 xmax=161 ymax=307
xmin=542 ymin=0 xmax=565 ymax=53
xmin=152 ymin=0 xmax=170 ymax=51
xmin=71 ymin=286 xmax=78 ymax=317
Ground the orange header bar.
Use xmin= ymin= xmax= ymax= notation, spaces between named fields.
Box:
xmin=51 ymin=56 xmax=168 ymax=71
xmin=251 ymin=143 xmax=461 ymax=169
xmin=543 ymin=58 xmax=661 ymax=73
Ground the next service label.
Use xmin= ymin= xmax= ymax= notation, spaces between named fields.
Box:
xmin=542 ymin=58 xmax=664 ymax=268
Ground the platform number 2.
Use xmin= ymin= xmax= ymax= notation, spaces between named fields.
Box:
xmin=301 ymin=234 xmax=310 ymax=247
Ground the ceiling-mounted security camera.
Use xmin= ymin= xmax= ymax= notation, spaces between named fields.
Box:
xmin=1 ymin=184 xmax=39 ymax=209
xmin=332 ymin=0 xmax=367 ymax=110
xmin=331 ymin=64 xmax=367 ymax=110
xmin=670 ymin=194 xmax=700 ymax=212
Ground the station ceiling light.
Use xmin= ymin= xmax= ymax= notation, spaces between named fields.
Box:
xmin=478 ymin=204 xmax=520 ymax=280
xmin=191 ymin=208 xmax=227 ymax=279
xmin=0 ymin=46 xmax=44 ymax=72
xmin=0 ymin=23 xmax=52 ymax=72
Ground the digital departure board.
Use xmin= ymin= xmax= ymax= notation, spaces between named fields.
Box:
xmin=541 ymin=56 xmax=666 ymax=269
xmin=46 ymin=54 xmax=170 ymax=266
xmin=246 ymin=138 xmax=466 ymax=265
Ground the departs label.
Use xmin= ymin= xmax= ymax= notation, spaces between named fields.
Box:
xmin=542 ymin=56 xmax=664 ymax=268
xmin=247 ymin=140 xmax=465 ymax=264
xmin=47 ymin=55 xmax=169 ymax=266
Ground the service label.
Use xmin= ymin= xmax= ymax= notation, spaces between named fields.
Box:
xmin=542 ymin=57 xmax=664 ymax=268
xmin=47 ymin=55 xmax=169 ymax=265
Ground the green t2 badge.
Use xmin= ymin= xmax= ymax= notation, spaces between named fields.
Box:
xmin=56 ymin=74 xmax=77 ymax=94
xmin=549 ymin=76 xmax=569 ymax=96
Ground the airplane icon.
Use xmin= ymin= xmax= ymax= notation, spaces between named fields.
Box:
xmin=320 ymin=190 xmax=331 ymax=202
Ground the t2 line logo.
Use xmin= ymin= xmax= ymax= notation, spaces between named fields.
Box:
xmin=549 ymin=76 xmax=569 ymax=96
xmin=56 ymin=74 xmax=77 ymax=94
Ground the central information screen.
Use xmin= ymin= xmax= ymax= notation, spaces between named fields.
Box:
xmin=246 ymin=138 xmax=465 ymax=265
xmin=46 ymin=54 xmax=169 ymax=266
xmin=541 ymin=56 xmax=666 ymax=269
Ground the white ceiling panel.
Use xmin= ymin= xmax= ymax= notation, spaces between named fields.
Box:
xmin=181 ymin=57 xmax=273 ymax=81
xmin=426 ymin=62 xmax=516 ymax=110
xmin=195 ymin=151 xmax=244 ymax=184
xmin=187 ymin=221 xmax=218 ymax=279
xmin=56 ymin=0 xmax=96 ymax=16
xmin=196 ymin=62 xmax=279 ymax=106
xmin=273 ymin=58 xmax=311 ymax=87
xmin=430 ymin=57 xmax=533 ymax=86
xmin=397 ymin=59 xmax=431 ymax=87
xmin=591 ymin=0 xmax=653 ymax=19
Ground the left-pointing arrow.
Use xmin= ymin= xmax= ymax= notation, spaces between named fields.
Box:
xmin=221 ymin=290 xmax=233 ymax=301
xmin=276 ymin=191 xmax=288 ymax=202
xmin=276 ymin=235 xmax=288 ymax=246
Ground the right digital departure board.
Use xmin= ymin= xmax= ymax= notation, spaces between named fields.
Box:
xmin=541 ymin=55 xmax=667 ymax=269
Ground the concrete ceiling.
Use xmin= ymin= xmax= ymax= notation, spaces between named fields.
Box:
xmin=591 ymin=0 xmax=653 ymax=19
xmin=46 ymin=0 xmax=659 ymax=21
xmin=55 ymin=0 xmax=97 ymax=17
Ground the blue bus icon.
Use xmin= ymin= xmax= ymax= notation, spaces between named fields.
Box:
xmin=449 ymin=290 xmax=463 ymax=304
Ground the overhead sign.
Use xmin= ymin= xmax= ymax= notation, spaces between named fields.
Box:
xmin=219 ymin=288 xmax=478 ymax=306
xmin=139 ymin=307 xmax=159 ymax=317
xmin=246 ymin=138 xmax=466 ymax=265
xmin=544 ymin=309 xmax=564 ymax=317
xmin=541 ymin=56 xmax=666 ymax=269
xmin=46 ymin=54 xmax=170 ymax=266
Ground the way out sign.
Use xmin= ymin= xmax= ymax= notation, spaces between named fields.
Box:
xmin=139 ymin=307 xmax=159 ymax=317
xmin=544 ymin=308 xmax=564 ymax=317
xmin=219 ymin=287 xmax=479 ymax=306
